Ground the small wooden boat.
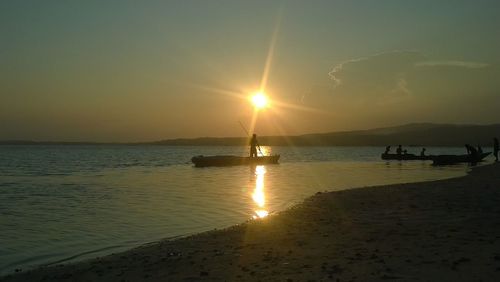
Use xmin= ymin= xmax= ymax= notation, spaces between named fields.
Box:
xmin=381 ymin=153 xmax=434 ymax=161
xmin=191 ymin=155 xmax=280 ymax=167
xmin=432 ymin=152 xmax=491 ymax=165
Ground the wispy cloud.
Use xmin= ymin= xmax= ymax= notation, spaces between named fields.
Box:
xmin=328 ymin=50 xmax=423 ymax=87
xmin=326 ymin=51 xmax=424 ymax=101
xmin=327 ymin=51 xmax=493 ymax=103
xmin=415 ymin=60 xmax=489 ymax=69
xmin=328 ymin=65 xmax=342 ymax=87
xmin=392 ymin=78 xmax=411 ymax=96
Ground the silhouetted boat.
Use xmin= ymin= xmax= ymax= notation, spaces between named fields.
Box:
xmin=191 ymin=155 xmax=280 ymax=167
xmin=432 ymin=152 xmax=491 ymax=165
xmin=381 ymin=153 xmax=433 ymax=161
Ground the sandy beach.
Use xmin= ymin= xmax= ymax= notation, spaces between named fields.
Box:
xmin=2 ymin=162 xmax=500 ymax=282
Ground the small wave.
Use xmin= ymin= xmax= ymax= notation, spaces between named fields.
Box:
xmin=113 ymin=162 xmax=175 ymax=168
xmin=38 ymin=173 xmax=71 ymax=176
xmin=45 ymin=244 xmax=125 ymax=266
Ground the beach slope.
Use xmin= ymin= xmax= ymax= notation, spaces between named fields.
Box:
xmin=2 ymin=163 xmax=500 ymax=281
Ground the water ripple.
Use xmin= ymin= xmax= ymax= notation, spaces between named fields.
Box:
xmin=0 ymin=145 xmax=480 ymax=275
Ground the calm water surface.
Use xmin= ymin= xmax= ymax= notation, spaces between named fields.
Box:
xmin=0 ymin=145 xmax=489 ymax=274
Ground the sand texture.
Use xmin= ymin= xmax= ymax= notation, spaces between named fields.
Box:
xmin=2 ymin=163 xmax=500 ymax=281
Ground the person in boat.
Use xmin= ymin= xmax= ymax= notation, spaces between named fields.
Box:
xmin=494 ymin=137 xmax=499 ymax=162
xmin=465 ymin=144 xmax=478 ymax=157
xmin=384 ymin=146 xmax=391 ymax=154
xmin=396 ymin=145 xmax=402 ymax=155
xmin=250 ymin=134 xmax=259 ymax=158
xmin=420 ymin=148 xmax=426 ymax=156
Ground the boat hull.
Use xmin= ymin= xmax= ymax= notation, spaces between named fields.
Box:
xmin=432 ymin=152 xmax=491 ymax=165
xmin=191 ymin=155 xmax=280 ymax=167
xmin=381 ymin=153 xmax=433 ymax=161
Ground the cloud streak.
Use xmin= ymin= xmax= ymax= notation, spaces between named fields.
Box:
xmin=328 ymin=51 xmax=423 ymax=88
xmin=327 ymin=51 xmax=495 ymax=101
xmin=315 ymin=50 xmax=500 ymax=125
xmin=415 ymin=60 xmax=489 ymax=69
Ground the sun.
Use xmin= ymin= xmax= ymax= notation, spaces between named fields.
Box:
xmin=251 ymin=92 xmax=268 ymax=109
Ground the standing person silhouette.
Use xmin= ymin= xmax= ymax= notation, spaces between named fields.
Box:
xmin=250 ymin=134 xmax=259 ymax=158
xmin=494 ymin=137 xmax=499 ymax=162
xmin=396 ymin=145 xmax=402 ymax=155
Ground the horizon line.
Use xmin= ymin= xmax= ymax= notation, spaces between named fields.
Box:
xmin=1 ymin=122 xmax=499 ymax=144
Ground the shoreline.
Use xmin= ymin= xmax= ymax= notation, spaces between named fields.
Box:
xmin=2 ymin=162 xmax=500 ymax=281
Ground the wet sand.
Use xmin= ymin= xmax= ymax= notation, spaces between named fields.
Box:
xmin=2 ymin=162 xmax=500 ymax=281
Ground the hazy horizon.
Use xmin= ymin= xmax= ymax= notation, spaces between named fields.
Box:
xmin=2 ymin=1 xmax=500 ymax=142
xmin=2 ymin=122 xmax=499 ymax=145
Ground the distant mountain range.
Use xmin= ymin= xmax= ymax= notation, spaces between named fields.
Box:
xmin=2 ymin=123 xmax=500 ymax=147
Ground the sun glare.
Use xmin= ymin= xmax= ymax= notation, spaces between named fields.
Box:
xmin=251 ymin=92 xmax=268 ymax=109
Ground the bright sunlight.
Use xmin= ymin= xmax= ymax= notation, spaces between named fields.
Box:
xmin=251 ymin=92 xmax=269 ymax=109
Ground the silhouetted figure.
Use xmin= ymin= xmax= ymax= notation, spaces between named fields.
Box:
xmin=250 ymin=134 xmax=259 ymax=158
xmin=494 ymin=137 xmax=499 ymax=162
xmin=465 ymin=144 xmax=477 ymax=157
xmin=384 ymin=146 xmax=391 ymax=154
xmin=420 ymin=148 xmax=426 ymax=156
xmin=403 ymin=149 xmax=408 ymax=155
xmin=477 ymin=144 xmax=483 ymax=154
xmin=396 ymin=145 xmax=402 ymax=155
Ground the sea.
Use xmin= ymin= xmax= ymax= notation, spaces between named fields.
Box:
xmin=0 ymin=145 xmax=491 ymax=274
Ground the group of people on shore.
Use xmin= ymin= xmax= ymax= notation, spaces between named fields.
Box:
xmin=465 ymin=137 xmax=499 ymax=161
xmin=384 ymin=137 xmax=499 ymax=161
xmin=464 ymin=144 xmax=481 ymax=157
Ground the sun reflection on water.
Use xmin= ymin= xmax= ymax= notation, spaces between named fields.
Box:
xmin=257 ymin=146 xmax=271 ymax=157
xmin=251 ymin=165 xmax=269 ymax=219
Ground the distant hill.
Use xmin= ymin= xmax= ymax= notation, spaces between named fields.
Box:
xmin=152 ymin=123 xmax=500 ymax=147
xmin=2 ymin=123 xmax=499 ymax=147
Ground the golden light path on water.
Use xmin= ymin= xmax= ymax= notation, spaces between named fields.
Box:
xmin=251 ymin=165 xmax=269 ymax=219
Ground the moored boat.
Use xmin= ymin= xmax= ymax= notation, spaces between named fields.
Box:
xmin=381 ymin=153 xmax=434 ymax=161
xmin=432 ymin=152 xmax=491 ymax=165
xmin=191 ymin=155 xmax=280 ymax=167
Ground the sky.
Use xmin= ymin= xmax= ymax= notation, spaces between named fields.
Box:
xmin=1 ymin=0 xmax=500 ymax=142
